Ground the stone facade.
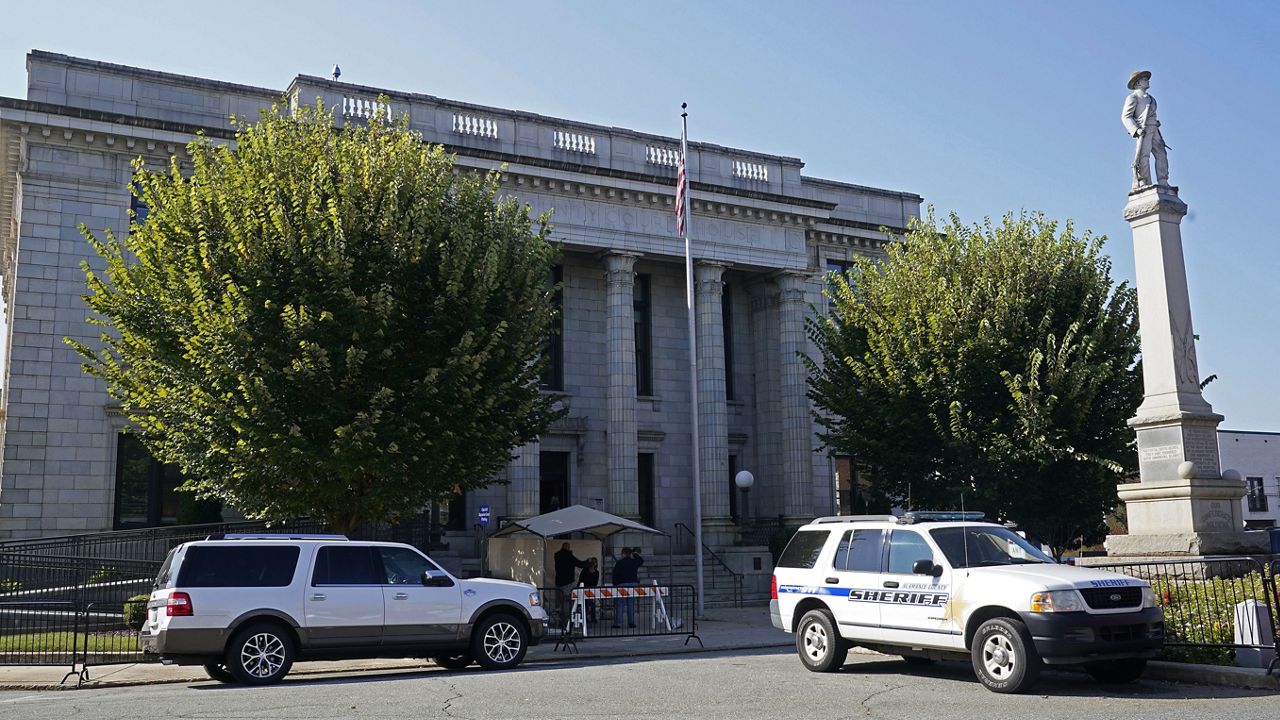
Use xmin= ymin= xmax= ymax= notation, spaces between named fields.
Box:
xmin=0 ymin=51 xmax=921 ymax=545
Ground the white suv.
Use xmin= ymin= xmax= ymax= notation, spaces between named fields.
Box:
xmin=140 ymin=534 xmax=548 ymax=684
xmin=770 ymin=513 xmax=1163 ymax=693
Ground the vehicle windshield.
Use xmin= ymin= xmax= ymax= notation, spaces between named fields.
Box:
xmin=929 ymin=526 xmax=1055 ymax=569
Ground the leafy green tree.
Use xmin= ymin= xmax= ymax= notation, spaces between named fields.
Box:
xmin=807 ymin=211 xmax=1142 ymax=558
xmin=72 ymin=103 xmax=563 ymax=533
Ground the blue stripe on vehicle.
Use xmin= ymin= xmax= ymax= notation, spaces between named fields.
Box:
xmin=777 ymin=585 xmax=852 ymax=597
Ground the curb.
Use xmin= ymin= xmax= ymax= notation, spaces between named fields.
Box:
xmin=1145 ymin=660 xmax=1280 ymax=691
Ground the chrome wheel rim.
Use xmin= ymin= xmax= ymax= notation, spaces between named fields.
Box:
xmin=482 ymin=621 xmax=522 ymax=664
xmin=802 ymin=621 xmax=828 ymax=662
xmin=240 ymin=632 xmax=286 ymax=678
xmin=981 ymin=634 xmax=1015 ymax=680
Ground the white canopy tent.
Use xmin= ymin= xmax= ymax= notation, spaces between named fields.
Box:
xmin=486 ymin=505 xmax=665 ymax=589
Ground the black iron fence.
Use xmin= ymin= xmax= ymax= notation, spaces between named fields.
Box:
xmin=1088 ymin=555 xmax=1279 ymax=668
xmin=0 ymin=601 xmax=80 ymax=671
xmin=540 ymin=583 xmax=701 ymax=650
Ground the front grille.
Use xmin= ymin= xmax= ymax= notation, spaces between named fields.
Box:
xmin=1079 ymin=586 xmax=1142 ymax=609
xmin=1097 ymin=623 xmax=1151 ymax=642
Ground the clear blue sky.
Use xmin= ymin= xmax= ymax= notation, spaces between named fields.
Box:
xmin=2 ymin=1 xmax=1277 ymax=431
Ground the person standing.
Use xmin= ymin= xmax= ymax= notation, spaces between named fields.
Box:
xmin=1121 ymin=70 xmax=1170 ymax=190
xmin=553 ymin=542 xmax=588 ymax=625
xmin=611 ymin=547 xmax=644 ymax=629
xmin=578 ymin=557 xmax=601 ymax=621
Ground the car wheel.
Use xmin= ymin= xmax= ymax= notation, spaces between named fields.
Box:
xmin=901 ymin=655 xmax=936 ymax=666
xmin=970 ymin=617 xmax=1041 ymax=693
xmin=225 ymin=623 xmax=296 ymax=686
xmin=433 ymin=653 xmax=474 ymax=670
xmin=1084 ymin=657 xmax=1147 ymax=684
xmin=472 ymin=613 xmax=529 ymax=670
xmin=795 ymin=609 xmax=848 ymax=673
xmin=203 ymin=662 xmax=237 ymax=683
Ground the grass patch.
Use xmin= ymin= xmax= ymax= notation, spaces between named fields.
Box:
xmin=1 ymin=631 xmax=139 ymax=654
xmin=1152 ymin=571 xmax=1278 ymax=666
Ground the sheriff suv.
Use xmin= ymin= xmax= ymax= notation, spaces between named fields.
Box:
xmin=140 ymin=535 xmax=547 ymax=684
xmin=770 ymin=513 xmax=1163 ymax=693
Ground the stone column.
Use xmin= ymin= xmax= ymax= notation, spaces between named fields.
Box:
xmin=604 ymin=252 xmax=640 ymax=519
xmin=695 ymin=262 xmax=733 ymax=545
xmin=1107 ymin=186 xmax=1266 ymax=556
xmin=506 ymin=439 xmax=540 ymax=520
xmin=777 ymin=271 xmax=814 ymax=522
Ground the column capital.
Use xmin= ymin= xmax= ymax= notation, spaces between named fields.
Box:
xmin=600 ymin=250 xmax=640 ymax=283
xmin=695 ymin=261 xmax=727 ymax=296
xmin=773 ymin=270 xmax=811 ymax=302
xmin=1124 ymin=185 xmax=1187 ymax=222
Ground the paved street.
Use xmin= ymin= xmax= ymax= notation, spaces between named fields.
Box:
xmin=0 ymin=648 xmax=1273 ymax=720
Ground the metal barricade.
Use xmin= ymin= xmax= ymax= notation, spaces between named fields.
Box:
xmin=543 ymin=582 xmax=701 ymax=652
xmin=1088 ymin=555 xmax=1279 ymax=668
xmin=78 ymin=597 xmax=155 ymax=681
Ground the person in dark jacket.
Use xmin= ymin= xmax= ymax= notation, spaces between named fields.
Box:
xmin=579 ymin=557 xmax=601 ymax=621
xmin=610 ymin=547 xmax=644 ymax=628
xmin=553 ymin=542 xmax=588 ymax=624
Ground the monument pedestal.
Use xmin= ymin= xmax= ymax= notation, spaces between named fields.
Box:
xmin=1105 ymin=184 xmax=1264 ymax=556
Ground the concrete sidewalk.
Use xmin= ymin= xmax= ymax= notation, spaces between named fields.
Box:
xmin=2 ymin=605 xmax=1276 ymax=692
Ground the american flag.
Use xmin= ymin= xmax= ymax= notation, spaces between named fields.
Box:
xmin=675 ymin=145 xmax=687 ymax=237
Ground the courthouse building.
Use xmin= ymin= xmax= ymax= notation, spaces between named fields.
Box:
xmin=0 ymin=51 xmax=921 ymax=545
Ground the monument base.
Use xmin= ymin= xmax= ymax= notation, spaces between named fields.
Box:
xmin=1105 ymin=530 xmax=1270 ymax=557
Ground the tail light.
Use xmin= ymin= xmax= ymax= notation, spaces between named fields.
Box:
xmin=771 ymin=574 xmax=778 ymax=600
xmin=165 ymin=591 xmax=193 ymax=617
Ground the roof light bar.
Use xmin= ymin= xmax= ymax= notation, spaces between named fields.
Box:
xmin=897 ymin=511 xmax=987 ymax=525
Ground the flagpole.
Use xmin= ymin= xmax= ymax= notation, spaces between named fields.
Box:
xmin=680 ymin=103 xmax=705 ymax=618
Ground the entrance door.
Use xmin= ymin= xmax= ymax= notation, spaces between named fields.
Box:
xmin=540 ymin=451 xmax=570 ymax=514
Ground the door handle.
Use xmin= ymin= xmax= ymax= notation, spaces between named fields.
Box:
xmin=311 ymin=593 xmax=327 ymax=601
xmin=824 ymin=577 xmax=839 ymax=584
xmin=394 ymin=592 xmax=409 ymax=600
xmin=883 ymin=581 xmax=900 ymax=588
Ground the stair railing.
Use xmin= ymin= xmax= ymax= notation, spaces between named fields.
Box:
xmin=672 ymin=522 xmax=743 ymax=607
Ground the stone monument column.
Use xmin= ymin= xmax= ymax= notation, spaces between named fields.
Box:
xmin=695 ymin=261 xmax=734 ymax=546
xmin=777 ymin=271 xmax=814 ymax=522
xmin=604 ymin=251 xmax=640 ymax=519
xmin=1106 ymin=186 xmax=1265 ymax=555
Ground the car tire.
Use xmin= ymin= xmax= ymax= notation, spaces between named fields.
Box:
xmin=224 ymin=622 xmax=296 ymax=686
xmin=795 ymin=609 xmax=848 ymax=673
xmin=433 ymin=653 xmax=474 ymax=670
xmin=471 ymin=613 xmax=529 ymax=670
xmin=203 ymin=662 xmax=237 ymax=683
xmin=1084 ymin=657 xmax=1147 ymax=684
xmin=970 ymin=617 xmax=1041 ymax=693
xmin=901 ymin=655 xmax=936 ymax=666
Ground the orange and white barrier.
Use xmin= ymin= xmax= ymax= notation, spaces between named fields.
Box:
xmin=565 ymin=580 xmax=673 ymax=637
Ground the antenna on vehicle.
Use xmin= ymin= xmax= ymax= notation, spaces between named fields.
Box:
xmin=961 ymin=491 xmax=970 ymax=569
xmin=908 ymin=483 xmax=912 ymax=511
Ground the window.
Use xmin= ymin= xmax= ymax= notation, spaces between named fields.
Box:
xmin=1247 ymin=477 xmax=1268 ymax=512
xmin=377 ymin=547 xmax=446 ymax=586
xmin=776 ymin=530 xmax=830 ymax=569
xmin=129 ymin=192 xmax=149 ymax=226
xmin=825 ymin=259 xmax=854 ymax=309
xmin=722 ymin=282 xmax=735 ymax=400
xmin=540 ymin=265 xmax=564 ymax=390
xmin=312 ymin=546 xmax=380 ymax=585
xmin=634 ymin=274 xmax=652 ymax=395
xmin=637 ymin=453 xmax=656 ymax=527
xmin=113 ymin=433 xmax=183 ymax=529
xmin=539 ymin=451 xmax=570 ymax=515
xmin=833 ymin=529 xmax=883 ymax=572
xmin=887 ymin=530 xmax=934 ymax=574
xmin=177 ymin=546 xmax=300 ymax=587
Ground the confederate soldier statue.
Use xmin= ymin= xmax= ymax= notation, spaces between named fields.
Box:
xmin=1122 ymin=70 xmax=1170 ymax=190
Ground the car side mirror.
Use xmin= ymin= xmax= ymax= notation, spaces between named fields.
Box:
xmin=912 ymin=559 xmax=943 ymax=577
xmin=421 ymin=571 xmax=455 ymax=588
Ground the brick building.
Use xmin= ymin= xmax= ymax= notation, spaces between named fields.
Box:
xmin=0 ymin=51 xmax=921 ymax=547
